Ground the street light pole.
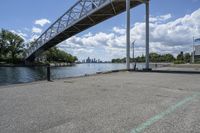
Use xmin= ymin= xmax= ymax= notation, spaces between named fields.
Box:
xmin=192 ymin=36 xmax=195 ymax=63
xmin=132 ymin=41 xmax=136 ymax=70
xmin=132 ymin=41 xmax=135 ymax=62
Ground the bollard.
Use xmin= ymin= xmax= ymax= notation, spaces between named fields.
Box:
xmin=47 ymin=64 xmax=51 ymax=81
xmin=134 ymin=62 xmax=137 ymax=71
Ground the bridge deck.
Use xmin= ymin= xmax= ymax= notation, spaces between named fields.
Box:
xmin=26 ymin=0 xmax=144 ymax=61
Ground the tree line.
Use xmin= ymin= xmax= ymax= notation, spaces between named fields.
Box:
xmin=43 ymin=47 xmax=77 ymax=63
xmin=112 ymin=52 xmax=191 ymax=64
xmin=0 ymin=29 xmax=77 ymax=64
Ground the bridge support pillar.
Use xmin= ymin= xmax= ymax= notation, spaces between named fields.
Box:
xmin=126 ymin=0 xmax=130 ymax=70
xmin=145 ymin=0 xmax=150 ymax=70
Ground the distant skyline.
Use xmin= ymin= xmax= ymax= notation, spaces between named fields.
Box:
xmin=1 ymin=0 xmax=200 ymax=61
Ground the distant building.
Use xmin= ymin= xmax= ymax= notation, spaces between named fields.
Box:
xmin=83 ymin=57 xmax=103 ymax=63
xmin=86 ymin=57 xmax=91 ymax=63
xmin=194 ymin=45 xmax=200 ymax=62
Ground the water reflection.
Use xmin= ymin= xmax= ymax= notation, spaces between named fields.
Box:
xmin=0 ymin=63 xmax=149 ymax=86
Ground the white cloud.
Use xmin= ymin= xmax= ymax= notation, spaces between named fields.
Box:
xmin=113 ymin=27 xmax=126 ymax=34
xmin=35 ymin=19 xmax=51 ymax=27
xmin=83 ymin=32 xmax=93 ymax=37
xmin=11 ymin=30 xmax=28 ymax=38
xmin=150 ymin=13 xmax=172 ymax=23
xmin=58 ymin=8 xmax=200 ymax=60
xmin=32 ymin=27 xmax=42 ymax=34
xmin=10 ymin=30 xmax=28 ymax=41
xmin=29 ymin=35 xmax=39 ymax=42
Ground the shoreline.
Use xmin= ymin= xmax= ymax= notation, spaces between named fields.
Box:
xmin=0 ymin=62 xmax=171 ymax=67
xmin=0 ymin=69 xmax=128 ymax=88
xmin=1 ymin=66 xmax=200 ymax=88
xmin=0 ymin=62 xmax=75 ymax=67
xmin=1 ymin=63 xmax=200 ymax=87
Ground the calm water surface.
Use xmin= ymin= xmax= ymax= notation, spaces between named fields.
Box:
xmin=0 ymin=63 xmax=150 ymax=86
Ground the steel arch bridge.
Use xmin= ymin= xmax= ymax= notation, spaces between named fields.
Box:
xmin=25 ymin=0 xmax=149 ymax=68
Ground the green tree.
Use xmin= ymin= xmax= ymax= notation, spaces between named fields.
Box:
xmin=162 ymin=54 xmax=175 ymax=62
xmin=135 ymin=54 xmax=145 ymax=62
xmin=44 ymin=47 xmax=77 ymax=63
xmin=184 ymin=53 xmax=191 ymax=63
xmin=112 ymin=53 xmax=175 ymax=63
xmin=150 ymin=53 xmax=160 ymax=62
xmin=175 ymin=52 xmax=191 ymax=64
xmin=112 ymin=58 xmax=121 ymax=63
xmin=7 ymin=31 xmax=24 ymax=63
xmin=0 ymin=29 xmax=24 ymax=63
xmin=149 ymin=53 xmax=174 ymax=62
xmin=0 ymin=29 xmax=9 ymax=60
xmin=177 ymin=51 xmax=184 ymax=61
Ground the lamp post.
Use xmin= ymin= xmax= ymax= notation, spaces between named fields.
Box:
xmin=132 ymin=41 xmax=137 ymax=70
xmin=192 ymin=37 xmax=195 ymax=63
xmin=132 ymin=41 xmax=135 ymax=62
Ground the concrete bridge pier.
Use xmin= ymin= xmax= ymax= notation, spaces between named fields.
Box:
xmin=126 ymin=0 xmax=150 ymax=70
xmin=126 ymin=0 xmax=131 ymax=70
xmin=145 ymin=0 xmax=150 ymax=70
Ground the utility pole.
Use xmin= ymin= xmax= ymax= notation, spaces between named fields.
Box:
xmin=192 ymin=36 xmax=195 ymax=63
xmin=132 ymin=41 xmax=136 ymax=70
xmin=126 ymin=0 xmax=130 ymax=70
xmin=132 ymin=41 xmax=135 ymax=62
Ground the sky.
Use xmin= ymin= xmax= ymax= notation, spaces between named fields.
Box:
xmin=0 ymin=0 xmax=200 ymax=61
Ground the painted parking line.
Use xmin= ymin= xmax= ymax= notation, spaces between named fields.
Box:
xmin=130 ymin=93 xmax=199 ymax=133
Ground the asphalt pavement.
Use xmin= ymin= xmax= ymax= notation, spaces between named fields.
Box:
xmin=0 ymin=72 xmax=200 ymax=133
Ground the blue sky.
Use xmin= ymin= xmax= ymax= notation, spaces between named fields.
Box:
xmin=1 ymin=0 xmax=200 ymax=61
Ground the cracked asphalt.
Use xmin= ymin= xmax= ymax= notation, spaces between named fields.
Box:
xmin=0 ymin=72 xmax=200 ymax=133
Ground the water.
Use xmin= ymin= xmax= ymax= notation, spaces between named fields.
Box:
xmin=0 ymin=63 xmax=149 ymax=86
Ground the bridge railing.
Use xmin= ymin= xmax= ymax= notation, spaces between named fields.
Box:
xmin=26 ymin=0 xmax=109 ymax=58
